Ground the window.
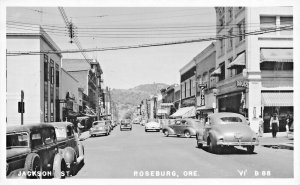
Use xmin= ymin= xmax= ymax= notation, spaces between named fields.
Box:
xmin=260 ymin=16 xmax=276 ymax=35
xmin=238 ymin=20 xmax=246 ymax=42
xmin=7 ymin=132 xmax=29 ymax=148
xmin=186 ymin=81 xmax=190 ymax=97
xmin=228 ymin=29 xmax=233 ymax=50
xmin=260 ymin=62 xmax=293 ymax=71
xmin=220 ymin=39 xmax=225 ymax=56
xmin=42 ymin=128 xmax=55 ymax=144
xmin=220 ymin=117 xmax=243 ymax=123
xmin=280 ymin=16 xmax=293 ymax=35
xmin=209 ymin=68 xmax=216 ymax=88
xmin=218 ymin=16 xmax=225 ymax=32
xmin=44 ymin=55 xmax=48 ymax=82
xmin=51 ymin=67 xmax=54 ymax=84
xmin=219 ymin=62 xmax=225 ymax=81
xmin=56 ymin=70 xmax=59 ymax=87
xmin=228 ymin=8 xmax=233 ymax=22
xmin=228 ymin=57 xmax=236 ymax=77
xmin=31 ymin=131 xmax=43 ymax=148
xmin=67 ymin=126 xmax=74 ymax=137
xmin=181 ymin=84 xmax=185 ymax=99
xmin=50 ymin=100 xmax=54 ymax=122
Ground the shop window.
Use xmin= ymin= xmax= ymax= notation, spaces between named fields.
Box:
xmin=44 ymin=55 xmax=48 ymax=81
xmin=219 ymin=62 xmax=225 ymax=81
xmin=219 ymin=39 xmax=225 ymax=56
xmin=209 ymin=68 xmax=216 ymax=88
xmin=260 ymin=62 xmax=293 ymax=71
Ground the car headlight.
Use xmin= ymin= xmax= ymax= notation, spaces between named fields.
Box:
xmin=219 ymin=138 xmax=224 ymax=142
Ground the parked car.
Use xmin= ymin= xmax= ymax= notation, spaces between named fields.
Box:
xmin=6 ymin=123 xmax=66 ymax=178
xmin=145 ymin=119 xmax=161 ymax=132
xmin=52 ymin=122 xmax=84 ymax=176
xmin=196 ymin=112 xmax=259 ymax=154
xmin=90 ymin=121 xmax=110 ymax=136
xmin=120 ymin=119 xmax=132 ymax=131
xmin=162 ymin=119 xmax=200 ymax=138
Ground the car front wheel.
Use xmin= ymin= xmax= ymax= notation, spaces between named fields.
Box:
xmin=246 ymin=146 xmax=255 ymax=154
xmin=163 ymin=130 xmax=169 ymax=137
xmin=184 ymin=130 xmax=191 ymax=138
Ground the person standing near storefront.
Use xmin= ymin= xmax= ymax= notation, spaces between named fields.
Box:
xmin=270 ymin=113 xmax=279 ymax=138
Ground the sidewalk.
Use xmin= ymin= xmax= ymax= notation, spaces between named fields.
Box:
xmin=259 ymin=132 xmax=294 ymax=150
xmin=79 ymin=131 xmax=91 ymax=141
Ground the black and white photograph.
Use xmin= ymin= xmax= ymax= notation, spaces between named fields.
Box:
xmin=1 ymin=0 xmax=299 ymax=185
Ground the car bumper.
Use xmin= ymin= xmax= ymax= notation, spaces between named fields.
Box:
xmin=90 ymin=130 xmax=107 ymax=135
xmin=120 ymin=127 xmax=131 ymax=129
xmin=145 ymin=127 xmax=160 ymax=130
xmin=217 ymin=141 xmax=259 ymax=146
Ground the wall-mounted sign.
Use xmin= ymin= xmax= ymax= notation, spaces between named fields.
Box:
xmin=236 ymin=80 xmax=249 ymax=88
xmin=198 ymin=83 xmax=207 ymax=88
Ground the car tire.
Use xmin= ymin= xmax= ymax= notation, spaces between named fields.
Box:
xmin=163 ymin=130 xmax=169 ymax=137
xmin=184 ymin=130 xmax=191 ymax=138
xmin=53 ymin=154 xmax=66 ymax=179
xmin=197 ymin=142 xmax=203 ymax=148
xmin=24 ymin=153 xmax=41 ymax=179
xmin=246 ymin=146 xmax=255 ymax=154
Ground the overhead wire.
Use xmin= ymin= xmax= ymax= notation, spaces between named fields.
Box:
xmin=6 ymin=25 xmax=292 ymax=56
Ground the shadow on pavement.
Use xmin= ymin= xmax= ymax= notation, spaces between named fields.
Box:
xmin=199 ymin=146 xmax=258 ymax=155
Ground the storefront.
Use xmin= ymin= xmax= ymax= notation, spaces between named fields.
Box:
xmin=261 ymin=91 xmax=293 ymax=132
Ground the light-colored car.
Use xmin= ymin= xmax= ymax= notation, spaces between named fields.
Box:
xmin=145 ymin=120 xmax=161 ymax=132
xmin=89 ymin=121 xmax=110 ymax=136
xmin=52 ymin=122 xmax=84 ymax=176
xmin=120 ymin=119 xmax=132 ymax=131
xmin=196 ymin=112 xmax=259 ymax=154
xmin=162 ymin=119 xmax=200 ymax=138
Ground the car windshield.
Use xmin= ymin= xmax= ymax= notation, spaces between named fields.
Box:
xmin=121 ymin=120 xmax=130 ymax=124
xmin=55 ymin=127 xmax=67 ymax=139
xmin=93 ymin=122 xmax=105 ymax=126
xmin=7 ymin=132 xmax=29 ymax=148
xmin=220 ymin=117 xmax=243 ymax=123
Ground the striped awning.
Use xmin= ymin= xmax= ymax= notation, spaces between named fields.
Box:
xmin=260 ymin=48 xmax=293 ymax=63
xmin=261 ymin=92 xmax=293 ymax=107
xmin=210 ymin=68 xmax=221 ymax=76
xmin=170 ymin=106 xmax=196 ymax=118
xmin=227 ymin=52 xmax=246 ymax=69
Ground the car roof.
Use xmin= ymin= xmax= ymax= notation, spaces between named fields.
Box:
xmin=208 ymin=112 xmax=246 ymax=122
xmin=7 ymin=123 xmax=55 ymax=134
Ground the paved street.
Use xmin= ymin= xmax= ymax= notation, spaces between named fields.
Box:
xmin=73 ymin=124 xmax=293 ymax=178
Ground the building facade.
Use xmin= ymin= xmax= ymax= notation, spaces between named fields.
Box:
xmin=195 ymin=42 xmax=217 ymax=119
xmin=7 ymin=26 xmax=62 ymax=125
xmin=214 ymin=7 xmax=293 ymax=132
xmin=180 ymin=60 xmax=196 ymax=108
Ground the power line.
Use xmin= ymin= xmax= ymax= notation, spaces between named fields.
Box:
xmin=6 ymin=25 xmax=292 ymax=56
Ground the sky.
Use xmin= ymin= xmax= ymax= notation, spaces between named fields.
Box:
xmin=6 ymin=7 xmax=216 ymax=89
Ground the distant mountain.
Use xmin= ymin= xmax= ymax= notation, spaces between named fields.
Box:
xmin=111 ymin=83 xmax=169 ymax=119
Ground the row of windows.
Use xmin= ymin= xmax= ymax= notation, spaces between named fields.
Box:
xmin=260 ymin=16 xmax=293 ymax=35
xmin=181 ymin=78 xmax=196 ymax=99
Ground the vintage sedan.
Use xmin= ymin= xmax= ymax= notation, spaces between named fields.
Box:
xmin=6 ymin=123 xmax=66 ymax=178
xmin=120 ymin=119 xmax=132 ymax=131
xmin=52 ymin=122 xmax=84 ymax=176
xmin=89 ymin=121 xmax=110 ymax=136
xmin=196 ymin=112 xmax=259 ymax=154
xmin=162 ymin=119 xmax=200 ymax=138
xmin=145 ymin=119 xmax=161 ymax=132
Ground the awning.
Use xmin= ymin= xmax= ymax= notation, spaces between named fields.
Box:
xmin=260 ymin=48 xmax=293 ymax=63
xmin=262 ymin=92 xmax=293 ymax=107
xmin=227 ymin=52 xmax=246 ymax=69
xmin=157 ymin=109 xmax=168 ymax=115
xmin=210 ymin=68 xmax=221 ymax=76
xmin=170 ymin=106 xmax=195 ymax=118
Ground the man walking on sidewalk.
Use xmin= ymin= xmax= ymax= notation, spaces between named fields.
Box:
xmin=270 ymin=113 xmax=279 ymax=138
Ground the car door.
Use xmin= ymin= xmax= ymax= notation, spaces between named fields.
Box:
xmin=30 ymin=129 xmax=49 ymax=171
xmin=173 ymin=120 xmax=182 ymax=134
xmin=42 ymin=127 xmax=58 ymax=171
xmin=178 ymin=120 xmax=188 ymax=135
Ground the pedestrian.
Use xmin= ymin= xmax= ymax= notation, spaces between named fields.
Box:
xmin=286 ymin=114 xmax=293 ymax=131
xmin=77 ymin=120 xmax=84 ymax=137
xmin=258 ymin=115 xmax=264 ymax=137
xmin=269 ymin=113 xmax=279 ymax=138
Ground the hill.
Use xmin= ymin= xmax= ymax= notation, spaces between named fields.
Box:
xmin=110 ymin=83 xmax=169 ymax=119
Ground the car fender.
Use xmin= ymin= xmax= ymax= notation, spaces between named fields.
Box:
xmin=163 ymin=127 xmax=175 ymax=135
xmin=62 ymin=147 xmax=76 ymax=165
xmin=185 ymin=128 xmax=197 ymax=135
xmin=208 ymin=130 xmax=218 ymax=145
